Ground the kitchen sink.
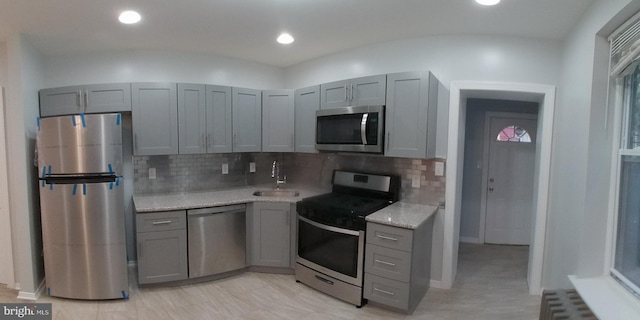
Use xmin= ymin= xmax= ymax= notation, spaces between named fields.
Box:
xmin=252 ymin=189 xmax=300 ymax=197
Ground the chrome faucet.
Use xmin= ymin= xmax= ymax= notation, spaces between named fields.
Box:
xmin=271 ymin=160 xmax=286 ymax=189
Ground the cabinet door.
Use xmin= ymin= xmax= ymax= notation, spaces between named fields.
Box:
xmin=294 ymin=85 xmax=320 ymax=153
xmin=320 ymin=79 xmax=349 ymax=109
xmin=39 ymin=86 xmax=84 ymax=117
xmin=262 ymin=89 xmax=294 ymax=152
xmin=178 ymin=83 xmax=206 ymax=154
xmin=137 ymin=229 xmax=188 ymax=284
xmin=131 ymin=83 xmax=178 ymax=155
xmin=248 ymin=202 xmax=291 ymax=267
xmin=232 ymin=87 xmax=262 ymax=152
xmin=351 ymin=75 xmax=386 ymax=106
xmin=385 ymin=71 xmax=437 ymax=159
xmin=85 ymin=83 xmax=132 ymax=113
xmin=206 ymin=85 xmax=232 ymax=153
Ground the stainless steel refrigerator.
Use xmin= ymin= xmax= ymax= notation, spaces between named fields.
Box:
xmin=37 ymin=113 xmax=128 ymax=300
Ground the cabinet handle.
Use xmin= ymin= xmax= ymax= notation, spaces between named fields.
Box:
xmin=315 ymin=275 xmax=334 ymax=285
xmin=233 ymin=133 xmax=237 ymax=147
xmin=376 ymin=234 xmax=398 ymax=241
xmin=344 ymin=84 xmax=348 ymax=102
xmin=375 ymin=259 xmax=396 ymax=267
xmin=84 ymin=90 xmax=89 ymax=109
xmin=350 ymin=83 xmax=354 ymax=103
xmin=208 ymin=133 xmax=212 ymax=148
xmin=374 ymin=288 xmax=395 ymax=296
xmin=77 ymin=90 xmax=82 ymax=108
xmin=134 ymin=134 xmax=138 ymax=154
xmin=291 ymin=134 xmax=294 ymax=148
xmin=152 ymin=220 xmax=173 ymax=225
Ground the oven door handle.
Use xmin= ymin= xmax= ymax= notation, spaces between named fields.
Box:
xmin=298 ymin=215 xmax=361 ymax=236
xmin=360 ymin=113 xmax=368 ymax=145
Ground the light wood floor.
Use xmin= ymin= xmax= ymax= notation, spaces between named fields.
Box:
xmin=0 ymin=243 xmax=540 ymax=319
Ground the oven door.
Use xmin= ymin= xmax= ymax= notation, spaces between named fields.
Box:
xmin=296 ymin=215 xmax=365 ymax=286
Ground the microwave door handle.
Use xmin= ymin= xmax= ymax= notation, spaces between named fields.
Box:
xmin=360 ymin=113 xmax=368 ymax=145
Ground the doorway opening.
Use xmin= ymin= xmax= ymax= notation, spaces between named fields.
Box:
xmin=442 ymin=82 xmax=555 ymax=295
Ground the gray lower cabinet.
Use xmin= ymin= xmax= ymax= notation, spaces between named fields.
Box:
xmin=232 ymin=87 xmax=262 ymax=152
xmin=385 ymin=71 xmax=440 ymax=159
xmin=247 ymin=202 xmax=291 ymax=268
xmin=262 ymin=89 xmax=295 ymax=152
xmin=39 ymin=83 xmax=131 ymax=117
xmin=364 ymin=219 xmax=434 ymax=314
xmin=320 ymin=75 xmax=386 ymax=109
xmin=136 ymin=210 xmax=188 ymax=284
xmin=294 ymin=85 xmax=320 ymax=153
xmin=132 ymin=82 xmax=179 ymax=156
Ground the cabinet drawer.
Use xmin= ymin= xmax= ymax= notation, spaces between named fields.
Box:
xmin=367 ymin=222 xmax=413 ymax=251
xmin=136 ymin=210 xmax=186 ymax=232
xmin=365 ymin=244 xmax=411 ymax=282
xmin=363 ymin=273 xmax=410 ymax=311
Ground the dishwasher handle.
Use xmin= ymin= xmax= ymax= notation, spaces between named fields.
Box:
xmin=187 ymin=204 xmax=246 ymax=217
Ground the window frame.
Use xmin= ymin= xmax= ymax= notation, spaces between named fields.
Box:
xmin=608 ymin=70 xmax=640 ymax=298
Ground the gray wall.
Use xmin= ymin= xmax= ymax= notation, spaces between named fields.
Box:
xmin=460 ymin=99 xmax=539 ymax=242
xmin=5 ymin=35 xmax=44 ymax=296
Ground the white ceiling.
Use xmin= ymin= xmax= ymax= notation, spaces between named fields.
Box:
xmin=0 ymin=0 xmax=595 ymax=67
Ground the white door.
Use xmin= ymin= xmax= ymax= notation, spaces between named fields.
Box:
xmin=484 ymin=113 xmax=537 ymax=245
xmin=0 ymin=87 xmax=14 ymax=285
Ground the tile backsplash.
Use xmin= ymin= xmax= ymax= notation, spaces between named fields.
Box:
xmin=133 ymin=152 xmax=445 ymax=206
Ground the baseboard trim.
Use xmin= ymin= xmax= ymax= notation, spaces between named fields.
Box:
xmin=17 ymin=279 xmax=45 ymax=301
xmin=459 ymin=236 xmax=481 ymax=244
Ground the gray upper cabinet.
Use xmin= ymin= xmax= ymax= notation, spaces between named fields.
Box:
xmin=132 ymin=83 xmax=179 ymax=156
xmin=320 ymin=75 xmax=386 ymax=109
xmin=294 ymin=85 xmax=320 ymax=153
xmin=247 ymin=202 xmax=291 ymax=268
xmin=178 ymin=83 xmax=207 ymax=154
xmin=385 ymin=71 xmax=439 ymax=159
xmin=40 ymin=83 xmax=131 ymax=117
xmin=262 ymin=89 xmax=294 ymax=152
xmin=206 ymin=85 xmax=233 ymax=153
xmin=232 ymin=87 xmax=262 ymax=152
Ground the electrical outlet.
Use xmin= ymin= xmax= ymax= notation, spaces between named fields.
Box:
xmin=222 ymin=163 xmax=229 ymax=174
xmin=412 ymin=175 xmax=421 ymax=188
xmin=435 ymin=162 xmax=445 ymax=177
xmin=148 ymin=168 xmax=156 ymax=179
xmin=249 ymin=162 xmax=256 ymax=173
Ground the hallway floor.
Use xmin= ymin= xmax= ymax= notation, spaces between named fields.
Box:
xmin=0 ymin=243 xmax=540 ymax=319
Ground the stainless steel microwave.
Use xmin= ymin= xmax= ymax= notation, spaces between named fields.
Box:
xmin=316 ymin=105 xmax=384 ymax=153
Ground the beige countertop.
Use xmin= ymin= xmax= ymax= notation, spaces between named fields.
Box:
xmin=366 ymin=201 xmax=439 ymax=229
xmin=133 ymin=184 xmax=328 ymax=213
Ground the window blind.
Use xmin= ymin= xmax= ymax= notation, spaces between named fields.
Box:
xmin=610 ymin=10 xmax=640 ymax=77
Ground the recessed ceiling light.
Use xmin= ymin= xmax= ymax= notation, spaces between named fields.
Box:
xmin=119 ymin=10 xmax=141 ymax=24
xmin=277 ymin=33 xmax=294 ymax=45
xmin=476 ymin=0 xmax=500 ymax=5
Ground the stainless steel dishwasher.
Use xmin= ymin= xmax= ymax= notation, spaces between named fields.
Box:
xmin=188 ymin=204 xmax=246 ymax=278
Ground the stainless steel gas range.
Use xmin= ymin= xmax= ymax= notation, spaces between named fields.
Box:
xmin=295 ymin=170 xmax=400 ymax=307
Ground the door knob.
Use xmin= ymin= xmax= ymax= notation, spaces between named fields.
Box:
xmin=489 ymin=187 xmax=494 ymax=192
xmin=489 ymin=178 xmax=494 ymax=183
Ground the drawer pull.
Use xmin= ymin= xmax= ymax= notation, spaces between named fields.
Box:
xmin=374 ymin=259 xmax=396 ymax=267
xmin=315 ymin=275 xmax=334 ymax=285
xmin=376 ymin=234 xmax=398 ymax=241
xmin=152 ymin=220 xmax=173 ymax=225
xmin=374 ymin=287 xmax=395 ymax=296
